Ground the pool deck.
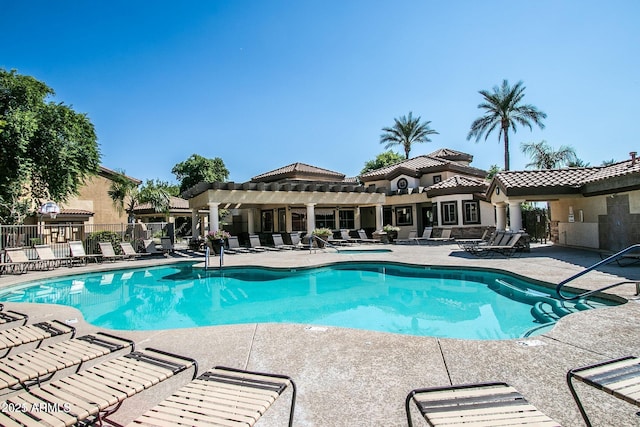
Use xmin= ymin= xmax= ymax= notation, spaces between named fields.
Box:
xmin=1 ymin=242 xmax=639 ymax=426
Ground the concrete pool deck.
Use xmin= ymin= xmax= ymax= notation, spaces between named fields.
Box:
xmin=0 ymin=242 xmax=639 ymax=426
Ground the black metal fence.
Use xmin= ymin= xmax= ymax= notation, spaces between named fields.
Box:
xmin=0 ymin=222 xmax=173 ymax=261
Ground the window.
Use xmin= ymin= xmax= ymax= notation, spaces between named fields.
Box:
xmin=291 ymin=211 xmax=306 ymax=231
xmin=463 ymin=201 xmax=480 ymax=224
xmin=339 ymin=210 xmax=355 ymax=229
xmin=441 ymin=201 xmax=457 ymax=225
xmin=395 ymin=206 xmax=413 ymax=226
xmin=383 ymin=207 xmax=393 ymax=226
xmin=315 ymin=210 xmax=335 ymax=229
xmin=261 ymin=210 xmax=274 ymax=232
xmin=433 ymin=175 xmax=442 ymax=184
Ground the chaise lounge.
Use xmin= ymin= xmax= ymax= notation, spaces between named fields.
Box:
xmin=126 ymin=365 xmax=296 ymax=427
xmin=406 ymin=382 xmax=560 ymax=427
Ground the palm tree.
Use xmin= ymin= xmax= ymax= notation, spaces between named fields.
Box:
xmin=521 ymin=141 xmax=577 ymax=169
xmin=380 ymin=112 xmax=438 ymax=159
xmin=108 ymin=171 xmax=170 ymax=223
xmin=467 ymin=80 xmax=547 ymax=170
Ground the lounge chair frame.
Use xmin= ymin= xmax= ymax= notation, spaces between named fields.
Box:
xmin=69 ymin=240 xmax=102 ymax=265
xmin=0 ymin=332 xmax=134 ymax=391
xmin=127 ymin=365 xmax=296 ymax=427
xmin=406 ymin=382 xmax=560 ymax=427
xmin=567 ymin=355 xmax=640 ymax=427
xmin=98 ymin=241 xmax=126 ymax=262
xmin=34 ymin=244 xmax=72 ymax=268
xmin=0 ymin=320 xmax=76 ymax=358
xmin=0 ymin=347 xmax=198 ymax=426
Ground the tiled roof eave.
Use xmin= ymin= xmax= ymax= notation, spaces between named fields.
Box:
xmin=426 ymin=186 xmax=488 ymax=197
xmin=503 ymin=186 xmax=583 ymax=197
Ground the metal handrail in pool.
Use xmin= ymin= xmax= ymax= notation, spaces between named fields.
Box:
xmin=555 ymin=244 xmax=640 ymax=300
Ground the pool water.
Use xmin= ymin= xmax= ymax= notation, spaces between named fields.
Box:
xmin=0 ymin=262 xmax=617 ymax=339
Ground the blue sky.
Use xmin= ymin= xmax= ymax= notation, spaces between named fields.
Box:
xmin=3 ymin=1 xmax=639 ymax=184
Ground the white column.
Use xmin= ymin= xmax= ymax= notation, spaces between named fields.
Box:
xmin=495 ymin=203 xmax=507 ymax=231
xmin=247 ymin=209 xmax=255 ymax=234
xmin=306 ymin=203 xmax=316 ymax=231
xmin=285 ymin=207 xmax=293 ymax=232
xmin=375 ymin=204 xmax=383 ymax=231
xmin=208 ymin=202 xmax=219 ymax=232
xmin=191 ymin=209 xmax=198 ymax=237
xmin=354 ymin=207 xmax=361 ymax=229
xmin=508 ymin=201 xmax=523 ymax=231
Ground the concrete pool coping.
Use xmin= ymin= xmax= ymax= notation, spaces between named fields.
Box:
xmin=0 ymin=242 xmax=638 ymax=426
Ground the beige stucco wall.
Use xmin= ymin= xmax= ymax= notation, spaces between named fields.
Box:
xmin=62 ymin=175 xmax=127 ymax=225
xmin=432 ymin=194 xmax=494 ymax=228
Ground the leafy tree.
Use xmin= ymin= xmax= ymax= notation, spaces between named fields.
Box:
xmin=601 ymin=158 xmax=616 ymax=166
xmin=486 ymin=164 xmax=501 ymax=180
xmin=521 ymin=140 xmax=577 ymax=169
xmin=140 ymin=179 xmax=180 ymax=198
xmin=467 ymin=79 xmax=546 ymax=170
xmin=380 ymin=112 xmax=438 ymax=159
xmin=172 ymin=154 xmax=230 ymax=193
xmin=360 ymin=151 xmax=405 ymax=175
xmin=567 ymin=158 xmax=590 ymax=167
xmin=0 ymin=69 xmax=100 ymax=223
xmin=108 ymin=171 xmax=171 ymax=223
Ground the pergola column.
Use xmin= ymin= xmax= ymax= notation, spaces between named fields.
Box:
xmin=208 ymin=202 xmax=219 ymax=232
xmin=306 ymin=203 xmax=316 ymax=232
xmin=191 ymin=209 xmax=199 ymax=237
xmin=247 ymin=209 xmax=255 ymax=234
xmin=508 ymin=201 xmax=524 ymax=232
xmin=375 ymin=204 xmax=383 ymax=231
xmin=495 ymin=203 xmax=507 ymax=231
xmin=354 ymin=207 xmax=361 ymax=229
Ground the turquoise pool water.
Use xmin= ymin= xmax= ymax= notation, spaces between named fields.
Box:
xmin=0 ymin=262 xmax=617 ymax=339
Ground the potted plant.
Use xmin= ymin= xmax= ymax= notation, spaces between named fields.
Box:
xmin=311 ymin=227 xmax=333 ymax=248
xmin=206 ymin=230 xmax=231 ymax=255
xmin=383 ymin=224 xmax=400 ymax=243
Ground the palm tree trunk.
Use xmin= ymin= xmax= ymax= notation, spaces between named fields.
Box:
xmin=502 ymin=124 xmax=510 ymax=170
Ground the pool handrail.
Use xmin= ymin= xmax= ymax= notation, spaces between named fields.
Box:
xmin=311 ymin=234 xmax=340 ymax=253
xmin=555 ymin=244 xmax=640 ymax=300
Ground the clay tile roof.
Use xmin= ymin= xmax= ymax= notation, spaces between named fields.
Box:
xmin=425 ymin=175 xmax=488 ymax=197
xmin=59 ymin=209 xmax=94 ymax=216
xmin=427 ymin=148 xmax=473 ymax=162
xmin=495 ymin=168 xmax=599 ymax=190
xmin=360 ymin=155 xmax=448 ymax=179
xmin=582 ymin=159 xmax=640 ymax=183
xmin=251 ymin=162 xmax=346 ymax=182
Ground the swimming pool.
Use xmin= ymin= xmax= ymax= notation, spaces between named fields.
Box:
xmin=0 ymin=262 xmax=618 ymax=339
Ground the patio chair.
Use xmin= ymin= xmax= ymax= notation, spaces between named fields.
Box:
xmin=0 ymin=306 xmax=28 ymax=328
xmin=120 ymin=241 xmax=148 ymax=259
xmin=421 ymin=228 xmax=455 ymax=244
xmin=69 ymin=240 xmax=102 ymax=265
xmin=143 ymin=239 xmax=166 ymax=255
xmin=395 ymin=230 xmax=418 ymax=245
xmin=406 ymin=382 xmax=560 ymax=427
xmin=357 ymin=229 xmax=379 ymax=243
xmin=249 ymin=234 xmax=274 ymax=252
xmin=0 ymin=347 xmax=197 ymax=426
xmin=273 ymin=233 xmax=296 ymax=250
xmin=340 ymin=230 xmax=361 ymax=244
xmin=0 ymin=332 xmax=134 ymax=391
xmin=567 ymin=355 xmax=640 ymax=427
xmin=455 ymin=228 xmax=491 ymax=250
xmin=126 ymin=365 xmax=296 ymax=427
xmin=227 ymin=236 xmax=251 ymax=254
xmin=0 ymin=320 xmax=75 ymax=358
xmin=290 ymin=232 xmax=303 ymax=248
xmin=34 ymin=244 xmax=72 ymax=268
xmin=471 ymin=232 xmax=523 ymax=257
xmin=160 ymin=236 xmax=174 ymax=253
xmin=98 ymin=241 xmax=126 ymax=262
xmin=4 ymin=247 xmax=42 ymax=271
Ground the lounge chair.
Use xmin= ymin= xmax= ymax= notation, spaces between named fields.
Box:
xmin=406 ymin=382 xmax=560 ymax=427
xmin=249 ymin=234 xmax=274 ymax=252
xmin=455 ymin=228 xmax=491 ymax=250
xmin=34 ymin=244 xmax=72 ymax=268
xmin=227 ymin=236 xmax=251 ymax=254
xmin=69 ymin=240 xmax=102 ymax=265
xmin=0 ymin=347 xmax=197 ymax=426
xmin=395 ymin=230 xmax=418 ymax=245
xmin=273 ymin=233 xmax=296 ymax=250
xmin=567 ymin=355 xmax=640 ymax=426
xmin=0 ymin=320 xmax=75 ymax=357
xmin=143 ymin=239 xmax=166 ymax=255
xmin=98 ymin=241 xmax=126 ymax=262
xmin=126 ymin=365 xmax=296 ymax=427
xmin=471 ymin=232 xmax=523 ymax=257
xmin=357 ymin=229 xmax=379 ymax=243
xmin=4 ymin=248 xmax=42 ymax=271
xmin=0 ymin=308 xmax=28 ymax=328
xmin=0 ymin=332 xmax=134 ymax=391
xmin=120 ymin=241 xmax=148 ymax=259
xmin=421 ymin=228 xmax=454 ymax=244
xmin=160 ymin=236 xmax=174 ymax=253
xmin=340 ymin=230 xmax=361 ymax=244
